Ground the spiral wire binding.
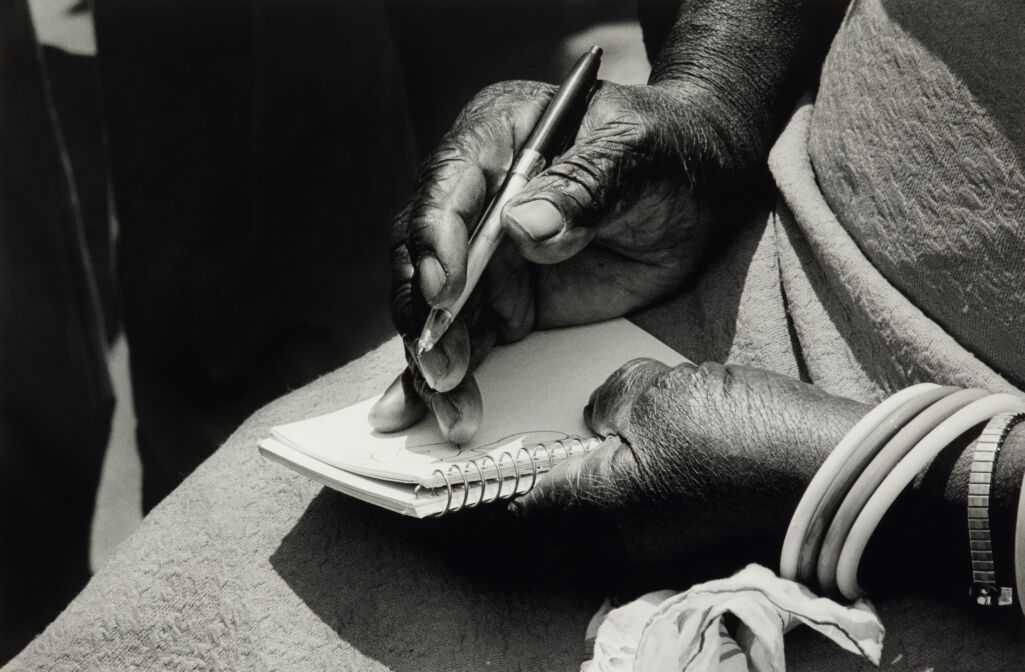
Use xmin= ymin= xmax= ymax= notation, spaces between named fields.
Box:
xmin=419 ymin=436 xmax=602 ymax=516
xmin=477 ymin=455 xmax=501 ymax=505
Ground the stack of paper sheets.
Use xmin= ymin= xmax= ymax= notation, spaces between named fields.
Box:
xmin=259 ymin=319 xmax=686 ymax=518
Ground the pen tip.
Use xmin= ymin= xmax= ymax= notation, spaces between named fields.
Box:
xmin=589 ymin=45 xmax=603 ymax=58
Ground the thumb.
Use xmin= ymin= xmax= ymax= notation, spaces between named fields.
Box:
xmin=501 ymin=127 xmax=634 ymax=264
xmin=508 ymin=436 xmax=635 ymax=518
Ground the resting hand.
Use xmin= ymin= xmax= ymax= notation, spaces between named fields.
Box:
xmin=372 ymin=80 xmax=737 ymax=441
xmin=512 ymin=360 xmax=868 ymax=579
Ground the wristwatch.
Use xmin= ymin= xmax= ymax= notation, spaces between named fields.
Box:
xmin=967 ymin=411 xmax=1024 ymax=606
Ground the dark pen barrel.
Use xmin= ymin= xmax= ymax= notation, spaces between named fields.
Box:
xmin=415 ymin=46 xmax=602 ymax=355
xmin=522 ymin=46 xmax=602 ymax=158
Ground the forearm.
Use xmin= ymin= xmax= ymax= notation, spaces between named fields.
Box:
xmin=717 ymin=388 xmax=1025 ymax=600
xmin=705 ymin=385 xmax=1025 ymax=601
xmin=641 ymin=0 xmax=850 ymax=175
xmin=594 ymin=363 xmax=1025 ymax=598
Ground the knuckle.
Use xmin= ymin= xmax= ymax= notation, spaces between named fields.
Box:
xmin=389 ymin=201 xmax=414 ymax=248
xmin=414 ymin=141 xmax=469 ymax=194
xmin=534 ymin=163 xmax=604 ymax=218
xmin=693 ymin=361 xmax=730 ymax=384
xmin=454 ymin=81 xmax=551 ymax=142
xmin=473 ymin=80 xmax=553 ymax=109
xmin=405 ymin=205 xmax=459 ymax=261
xmin=549 ymin=156 xmax=604 ymax=196
xmin=629 ymin=362 xmax=697 ymax=421
xmin=588 ymin=87 xmax=650 ymax=139
xmin=390 ymin=283 xmax=416 ymax=336
xmin=390 ymin=244 xmax=413 ymax=285
xmin=665 ymin=360 xmax=725 ymax=391
xmin=619 ymin=357 xmax=662 ymax=383
xmin=406 ymin=200 xmax=442 ymax=240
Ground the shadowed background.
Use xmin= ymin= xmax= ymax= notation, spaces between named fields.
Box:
xmin=1 ymin=0 xmax=650 ymax=662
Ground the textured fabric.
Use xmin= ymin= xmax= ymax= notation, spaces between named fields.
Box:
xmin=5 ymin=340 xmax=602 ymax=671
xmin=808 ymin=0 xmax=1025 ymax=389
xmin=7 ymin=343 xmax=1024 ymax=671
xmin=9 ymin=1 xmax=1025 ymax=670
xmin=771 ymin=101 xmax=1016 ymax=402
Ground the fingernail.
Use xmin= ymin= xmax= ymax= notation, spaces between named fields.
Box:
xmin=505 ymin=200 xmax=564 ymax=242
xmin=418 ymin=255 xmax=447 ymax=305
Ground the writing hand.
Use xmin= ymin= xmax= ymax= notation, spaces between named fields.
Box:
xmin=372 ymin=79 xmax=733 ymax=441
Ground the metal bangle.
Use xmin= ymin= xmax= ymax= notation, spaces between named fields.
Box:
xmin=966 ymin=412 xmax=1024 ymax=606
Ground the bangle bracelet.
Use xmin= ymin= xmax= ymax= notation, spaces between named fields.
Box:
xmin=819 ymin=388 xmax=987 ymax=600
xmin=780 ymin=383 xmax=941 ymax=581
xmin=1015 ymin=466 xmax=1025 ymax=619
xmin=966 ymin=412 xmax=1024 ymax=606
xmin=835 ymin=393 xmax=1025 ymax=600
xmin=799 ymin=386 xmax=958 ymax=589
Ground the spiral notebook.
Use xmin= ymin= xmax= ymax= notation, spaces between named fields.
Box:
xmin=259 ymin=318 xmax=686 ymax=517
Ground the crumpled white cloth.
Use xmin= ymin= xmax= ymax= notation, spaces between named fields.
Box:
xmin=582 ymin=564 xmax=884 ymax=672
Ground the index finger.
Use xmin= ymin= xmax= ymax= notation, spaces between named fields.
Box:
xmin=586 ymin=358 xmax=671 ymax=437
xmin=405 ymin=82 xmax=554 ymax=310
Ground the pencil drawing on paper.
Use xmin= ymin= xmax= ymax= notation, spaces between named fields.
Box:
xmin=369 ymin=430 xmax=573 ymax=464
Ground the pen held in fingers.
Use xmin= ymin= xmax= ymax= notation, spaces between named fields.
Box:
xmin=414 ymin=46 xmax=602 ymax=352
xmin=416 ymin=308 xmax=453 ymax=356
xmin=418 ymin=156 xmax=536 ymax=353
xmin=410 ymin=314 xmax=472 ymax=393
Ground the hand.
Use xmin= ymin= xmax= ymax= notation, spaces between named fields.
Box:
xmin=511 ymin=360 xmax=869 ymax=584
xmin=371 ymin=79 xmax=738 ymax=441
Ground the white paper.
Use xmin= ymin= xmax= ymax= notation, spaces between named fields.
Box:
xmin=271 ymin=319 xmax=686 ymax=488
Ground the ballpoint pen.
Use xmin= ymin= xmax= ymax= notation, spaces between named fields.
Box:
xmin=416 ymin=45 xmax=603 ymax=356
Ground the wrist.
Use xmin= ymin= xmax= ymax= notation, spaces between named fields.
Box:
xmin=860 ymin=417 xmax=1025 ymax=598
xmin=646 ymin=0 xmax=849 ymax=175
xmin=647 ymin=78 xmax=766 ymax=180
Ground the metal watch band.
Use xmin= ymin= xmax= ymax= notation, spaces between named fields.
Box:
xmin=968 ymin=411 xmax=1024 ymax=606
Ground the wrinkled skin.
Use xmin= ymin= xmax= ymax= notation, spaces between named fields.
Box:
xmin=365 ymin=20 xmax=1011 ymax=590
xmin=372 ymin=80 xmax=731 ymax=441
xmin=365 ymin=0 xmax=973 ymax=587
xmin=513 ymin=360 xmax=869 ymax=581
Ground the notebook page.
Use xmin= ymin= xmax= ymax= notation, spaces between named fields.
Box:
xmin=259 ymin=439 xmax=427 ymax=515
xmin=271 ymin=319 xmax=686 ymax=487
xmin=260 ymin=438 xmax=548 ymax=518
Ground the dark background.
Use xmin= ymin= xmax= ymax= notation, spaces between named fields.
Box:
xmin=0 ymin=0 xmax=649 ymax=662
